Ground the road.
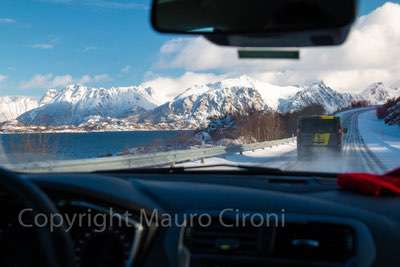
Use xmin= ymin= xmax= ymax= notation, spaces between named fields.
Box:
xmin=340 ymin=109 xmax=387 ymax=173
xmin=283 ymin=108 xmax=388 ymax=174
xmin=181 ymin=107 xmax=394 ymax=174
xmin=192 ymin=108 xmax=397 ymax=173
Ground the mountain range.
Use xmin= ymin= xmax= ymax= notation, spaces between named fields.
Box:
xmin=0 ymin=96 xmax=38 ymax=122
xmin=18 ymin=84 xmax=158 ymax=126
xmin=1 ymin=76 xmax=399 ymax=130
xmin=360 ymin=82 xmax=400 ymax=104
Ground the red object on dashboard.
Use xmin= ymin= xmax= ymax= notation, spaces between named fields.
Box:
xmin=337 ymin=168 xmax=400 ymax=196
xmin=376 ymin=106 xmax=387 ymax=119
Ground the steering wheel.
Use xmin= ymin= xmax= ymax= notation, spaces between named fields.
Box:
xmin=0 ymin=168 xmax=76 ymax=267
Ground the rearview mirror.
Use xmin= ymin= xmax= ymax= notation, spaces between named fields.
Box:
xmin=151 ymin=0 xmax=357 ymax=47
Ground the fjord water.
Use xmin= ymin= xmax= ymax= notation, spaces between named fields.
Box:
xmin=0 ymin=131 xmax=183 ymax=163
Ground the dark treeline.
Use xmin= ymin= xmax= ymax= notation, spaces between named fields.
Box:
xmin=208 ymin=104 xmax=326 ymax=143
xmin=377 ymin=97 xmax=400 ymax=124
xmin=334 ymin=100 xmax=371 ymax=114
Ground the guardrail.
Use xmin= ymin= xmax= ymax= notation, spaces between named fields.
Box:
xmin=240 ymin=137 xmax=295 ymax=153
xmin=12 ymin=137 xmax=296 ymax=173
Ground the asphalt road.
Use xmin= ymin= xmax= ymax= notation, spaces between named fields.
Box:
xmin=283 ymin=108 xmax=387 ymax=174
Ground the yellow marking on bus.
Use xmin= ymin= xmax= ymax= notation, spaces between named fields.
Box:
xmin=219 ymin=244 xmax=231 ymax=251
xmin=320 ymin=116 xmax=335 ymax=120
xmin=313 ymin=133 xmax=331 ymax=145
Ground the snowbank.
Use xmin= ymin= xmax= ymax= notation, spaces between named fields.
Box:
xmin=358 ymin=110 xmax=400 ymax=171
xmin=177 ymin=143 xmax=297 ymax=169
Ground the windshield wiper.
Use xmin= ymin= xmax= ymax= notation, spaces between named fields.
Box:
xmin=94 ymin=163 xmax=337 ymax=178
xmin=94 ymin=164 xmax=283 ymax=174
xmin=177 ymin=164 xmax=284 ymax=172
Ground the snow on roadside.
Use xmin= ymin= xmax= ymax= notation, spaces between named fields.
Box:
xmin=358 ymin=110 xmax=400 ymax=171
xmin=177 ymin=142 xmax=297 ymax=169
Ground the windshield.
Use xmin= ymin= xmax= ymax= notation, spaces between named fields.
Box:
xmin=0 ymin=0 xmax=399 ymax=174
xmin=299 ymin=118 xmax=339 ymax=133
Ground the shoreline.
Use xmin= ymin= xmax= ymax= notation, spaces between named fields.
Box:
xmin=0 ymin=128 xmax=196 ymax=135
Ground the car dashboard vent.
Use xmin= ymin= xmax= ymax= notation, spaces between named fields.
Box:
xmin=273 ymin=222 xmax=356 ymax=262
xmin=184 ymin=218 xmax=356 ymax=265
xmin=184 ymin=218 xmax=264 ymax=257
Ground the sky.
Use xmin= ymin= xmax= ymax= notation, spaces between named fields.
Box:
xmin=0 ymin=0 xmax=400 ymax=98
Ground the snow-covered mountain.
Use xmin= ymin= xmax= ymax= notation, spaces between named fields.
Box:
xmin=360 ymin=82 xmax=400 ymax=104
xmin=278 ymin=82 xmax=356 ymax=113
xmin=0 ymin=96 xmax=38 ymax=122
xmin=18 ymin=84 xmax=159 ymax=126
xmin=139 ymin=82 xmax=267 ymax=128
xmin=139 ymin=78 xmax=357 ymax=128
xmin=12 ymin=76 xmax=399 ymax=130
xmin=39 ymin=89 xmax=58 ymax=106
xmin=173 ymin=76 xmax=301 ymax=110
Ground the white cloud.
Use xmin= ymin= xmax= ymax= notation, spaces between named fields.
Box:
xmin=156 ymin=2 xmax=400 ymax=92
xmin=20 ymin=73 xmax=112 ymax=89
xmin=39 ymin=0 xmax=148 ymax=10
xmin=160 ymin=38 xmax=189 ymax=54
xmin=158 ymin=37 xmax=237 ymax=71
xmin=83 ymin=46 xmax=97 ymax=52
xmin=93 ymin=74 xmax=112 ymax=82
xmin=19 ymin=74 xmax=68 ymax=89
xmin=78 ymin=74 xmax=111 ymax=84
xmin=30 ymin=38 xmax=59 ymax=49
xmin=31 ymin=43 xmax=54 ymax=49
xmin=85 ymin=0 xmax=148 ymax=10
xmin=141 ymin=72 xmax=228 ymax=102
xmin=0 ymin=18 xmax=16 ymax=24
xmin=41 ymin=0 xmax=72 ymax=3
xmin=0 ymin=75 xmax=7 ymax=82
xmin=20 ymin=74 xmax=53 ymax=89
xmin=51 ymin=74 xmax=74 ymax=87
xmin=78 ymin=75 xmax=93 ymax=84
xmin=120 ymin=65 xmax=132 ymax=74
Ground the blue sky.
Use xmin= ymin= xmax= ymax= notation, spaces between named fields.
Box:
xmin=0 ymin=0 xmax=398 ymax=97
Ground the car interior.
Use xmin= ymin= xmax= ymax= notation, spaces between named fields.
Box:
xmin=1 ymin=0 xmax=399 ymax=267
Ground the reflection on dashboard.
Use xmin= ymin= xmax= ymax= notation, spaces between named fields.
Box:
xmin=57 ymin=200 xmax=143 ymax=267
xmin=0 ymin=192 xmax=144 ymax=267
xmin=0 ymin=198 xmax=41 ymax=267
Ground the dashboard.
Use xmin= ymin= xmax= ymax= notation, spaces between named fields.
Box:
xmin=0 ymin=192 xmax=145 ymax=267
xmin=1 ymin=171 xmax=400 ymax=267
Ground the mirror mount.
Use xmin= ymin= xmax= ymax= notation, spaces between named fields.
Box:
xmin=205 ymin=27 xmax=352 ymax=47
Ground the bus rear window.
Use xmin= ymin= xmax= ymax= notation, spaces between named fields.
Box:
xmin=300 ymin=119 xmax=339 ymax=133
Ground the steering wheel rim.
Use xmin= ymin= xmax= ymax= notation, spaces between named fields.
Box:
xmin=0 ymin=168 xmax=76 ymax=267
